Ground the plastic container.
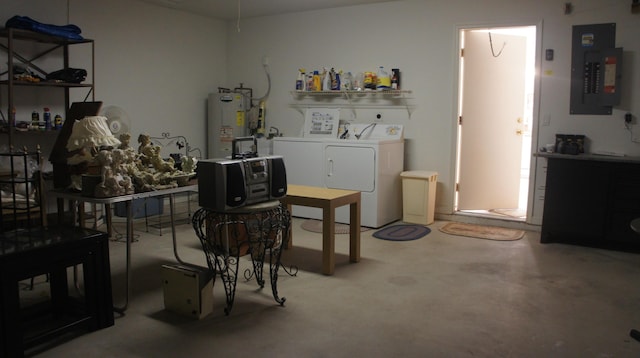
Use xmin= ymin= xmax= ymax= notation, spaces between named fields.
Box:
xmin=312 ymin=71 xmax=321 ymax=91
xmin=376 ymin=66 xmax=391 ymax=90
xmin=296 ymin=69 xmax=305 ymax=90
xmin=401 ymin=171 xmax=438 ymax=225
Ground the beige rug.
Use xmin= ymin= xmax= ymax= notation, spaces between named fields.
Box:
xmin=439 ymin=222 xmax=525 ymax=241
xmin=301 ymin=219 xmax=371 ymax=234
xmin=489 ymin=208 xmax=526 ymax=219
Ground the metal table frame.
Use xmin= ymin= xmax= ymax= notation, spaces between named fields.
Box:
xmin=50 ymin=185 xmax=197 ymax=313
xmin=191 ymin=201 xmax=290 ymax=315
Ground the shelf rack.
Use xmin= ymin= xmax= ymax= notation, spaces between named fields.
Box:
xmin=0 ymin=27 xmax=95 ymax=147
xmin=289 ymin=90 xmax=414 ymax=118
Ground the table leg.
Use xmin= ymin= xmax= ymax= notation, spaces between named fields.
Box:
xmin=285 ymin=203 xmax=293 ymax=249
xmin=349 ymin=201 xmax=361 ymax=263
xmin=322 ymin=206 xmax=335 ymax=275
xmin=114 ymin=200 xmax=132 ymax=314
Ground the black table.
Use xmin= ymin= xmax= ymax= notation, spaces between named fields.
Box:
xmin=192 ymin=201 xmax=290 ymax=315
xmin=0 ymin=227 xmax=114 ymax=357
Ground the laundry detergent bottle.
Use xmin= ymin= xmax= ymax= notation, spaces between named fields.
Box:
xmin=376 ymin=66 xmax=391 ymax=90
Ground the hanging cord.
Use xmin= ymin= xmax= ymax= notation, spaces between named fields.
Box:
xmin=355 ymin=123 xmax=377 ymax=140
xmin=488 ymin=32 xmax=506 ymax=57
xmin=253 ymin=61 xmax=271 ymax=102
xmin=236 ymin=0 xmax=241 ymax=32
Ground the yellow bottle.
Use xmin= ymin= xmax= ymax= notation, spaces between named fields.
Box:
xmin=312 ymin=71 xmax=321 ymax=91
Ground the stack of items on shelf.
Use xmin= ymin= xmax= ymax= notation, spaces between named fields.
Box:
xmin=295 ymin=66 xmax=400 ymax=92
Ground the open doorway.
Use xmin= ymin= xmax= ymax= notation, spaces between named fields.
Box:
xmin=455 ymin=25 xmax=537 ymax=222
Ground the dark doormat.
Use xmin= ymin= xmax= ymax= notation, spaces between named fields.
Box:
xmin=373 ymin=224 xmax=431 ymax=241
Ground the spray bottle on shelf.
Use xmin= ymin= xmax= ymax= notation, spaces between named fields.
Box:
xmin=322 ymin=67 xmax=330 ymax=91
xmin=296 ymin=68 xmax=306 ymax=91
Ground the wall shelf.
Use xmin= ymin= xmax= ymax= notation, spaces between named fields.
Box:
xmin=289 ymin=90 xmax=414 ymax=118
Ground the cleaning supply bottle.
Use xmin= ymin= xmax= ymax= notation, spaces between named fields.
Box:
xmin=341 ymin=71 xmax=353 ymax=91
xmin=322 ymin=67 xmax=330 ymax=91
xmin=31 ymin=110 xmax=39 ymax=130
xmin=330 ymin=68 xmax=340 ymax=90
xmin=376 ymin=66 xmax=391 ymax=90
xmin=296 ymin=68 xmax=306 ymax=91
xmin=312 ymin=70 xmax=321 ymax=91
xmin=307 ymin=72 xmax=314 ymax=91
xmin=54 ymin=114 xmax=63 ymax=130
xmin=43 ymin=107 xmax=51 ymax=130
xmin=391 ymin=68 xmax=400 ymax=90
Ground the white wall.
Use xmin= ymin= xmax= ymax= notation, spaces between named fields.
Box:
xmin=225 ymin=0 xmax=640 ymax=222
xmin=1 ymin=0 xmax=227 ymax=161
xmin=2 ymin=0 xmax=639 ymax=223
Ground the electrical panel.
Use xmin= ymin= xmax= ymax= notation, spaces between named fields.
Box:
xmin=570 ymin=23 xmax=623 ymax=115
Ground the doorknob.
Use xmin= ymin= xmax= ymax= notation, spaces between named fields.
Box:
xmin=516 ymin=129 xmax=523 ymax=135
xmin=517 ymin=117 xmax=523 ymax=123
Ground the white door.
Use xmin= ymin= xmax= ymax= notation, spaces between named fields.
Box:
xmin=457 ymin=29 xmax=528 ymax=210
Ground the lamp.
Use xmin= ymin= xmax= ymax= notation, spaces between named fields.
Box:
xmin=66 ymin=116 xmax=121 ymax=152
xmin=65 ymin=116 xmax=121 ymax=192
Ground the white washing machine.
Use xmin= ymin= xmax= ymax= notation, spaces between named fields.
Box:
xmin=273 ymin=124 xmax=404 ymax=228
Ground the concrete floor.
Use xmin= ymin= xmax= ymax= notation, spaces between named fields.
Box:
xmin=25 ymin=215 xmax=640 ymax=357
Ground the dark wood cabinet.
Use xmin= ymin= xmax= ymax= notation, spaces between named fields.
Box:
xmin=540 ymin=153 xmax=640 ymax=248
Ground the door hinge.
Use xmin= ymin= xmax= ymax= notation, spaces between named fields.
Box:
xmin=458 ymin=116 xmax=463 ymax=125
xmin=456 ymin=183 xmax=460 ymax=191
xmin=460 ymin=48 xmax=464 ymax=57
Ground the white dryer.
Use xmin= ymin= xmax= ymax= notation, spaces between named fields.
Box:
xmin=273 ymin=124 xmax=404 ymax=228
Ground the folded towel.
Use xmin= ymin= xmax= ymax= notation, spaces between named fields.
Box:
xmin=5 ymin=15 xmax=83 ymax=40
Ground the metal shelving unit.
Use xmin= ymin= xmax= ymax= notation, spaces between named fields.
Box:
xmin=0 ymin=27 xmax=95 ymax=147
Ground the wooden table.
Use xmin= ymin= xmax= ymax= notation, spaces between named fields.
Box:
xmin=281 ymin=184 xmax=361 ymax=275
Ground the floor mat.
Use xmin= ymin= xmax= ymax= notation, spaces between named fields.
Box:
xmin=439 ymin=222 xmax=524 ymax=241
xmin=373 ymin=224 xmax=430 ymax=241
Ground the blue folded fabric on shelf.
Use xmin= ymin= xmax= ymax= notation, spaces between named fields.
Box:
xmin=5 ymin=15 xmax=83 ymax=40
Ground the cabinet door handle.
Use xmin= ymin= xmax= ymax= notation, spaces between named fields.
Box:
xmin=327 ymin=158 xmax=333 ymax=176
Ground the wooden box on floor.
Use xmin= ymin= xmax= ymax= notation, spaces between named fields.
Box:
xmin=161 ymin=264 xmax=213 ymax=319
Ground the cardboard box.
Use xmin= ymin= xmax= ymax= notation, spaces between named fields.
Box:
xmin=161 ymin=264 xmax=214 ymax=319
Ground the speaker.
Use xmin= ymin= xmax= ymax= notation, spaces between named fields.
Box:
xmin=269 ymin=156 xmax=287 ymax=199
xmin=197 ymin=159 xmax=247 ymax=211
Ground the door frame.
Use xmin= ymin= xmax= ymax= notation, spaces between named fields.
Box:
xmin=450 ymin=21 xmax=543 ymax=225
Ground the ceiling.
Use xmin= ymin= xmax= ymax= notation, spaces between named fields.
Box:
xmin=137 ymin=0 xmax=398 ymax=20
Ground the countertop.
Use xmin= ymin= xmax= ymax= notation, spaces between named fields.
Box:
xmin=534 ymin=152 xmax=640 ymax=164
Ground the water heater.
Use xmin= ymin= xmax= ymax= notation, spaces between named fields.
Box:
xmin=207 ymin=92 xmax=250 ymax=159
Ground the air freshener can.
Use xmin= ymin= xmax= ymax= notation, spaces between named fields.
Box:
xmin=43 ymin=107 xmax=51 ymax=130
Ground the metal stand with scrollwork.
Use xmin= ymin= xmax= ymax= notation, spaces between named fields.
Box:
xmin=191 ymin=201 xmax=290 ymax=315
